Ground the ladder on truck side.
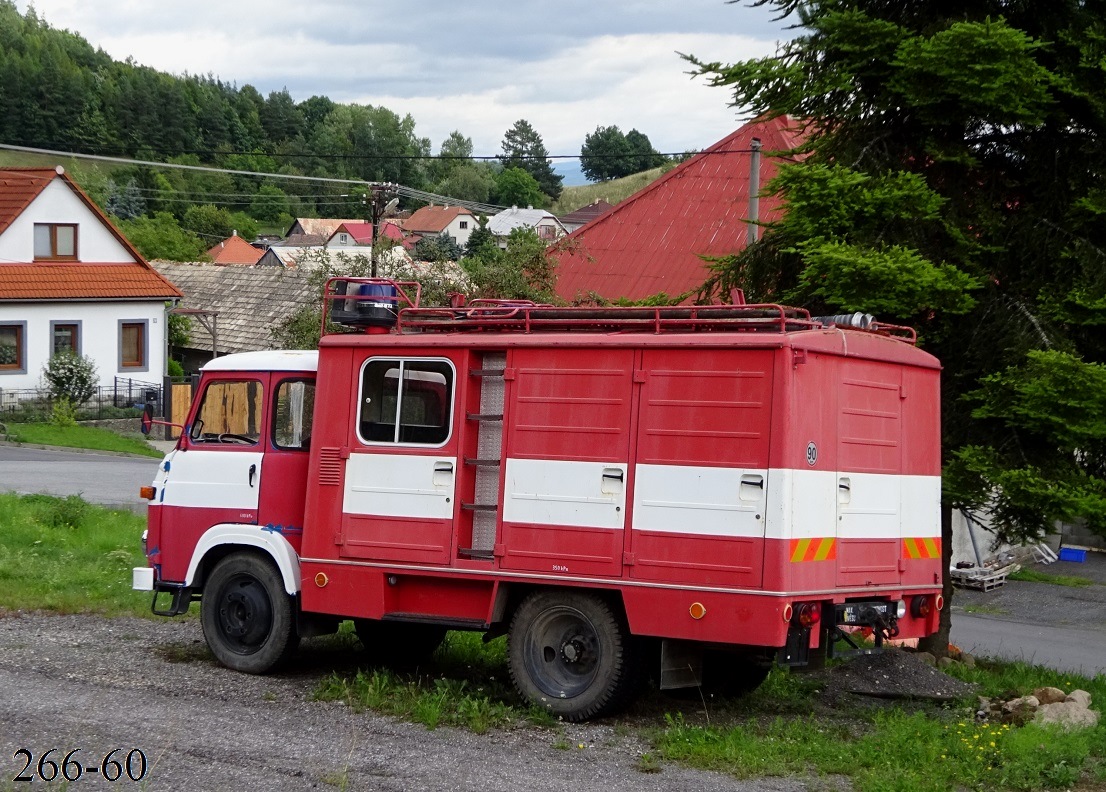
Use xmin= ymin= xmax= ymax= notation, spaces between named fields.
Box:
xmin=459 ymin=351 xmax=506 ymax=560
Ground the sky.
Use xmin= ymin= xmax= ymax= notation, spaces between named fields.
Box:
xmin=16 ymin=1 xmax=795 ymax=179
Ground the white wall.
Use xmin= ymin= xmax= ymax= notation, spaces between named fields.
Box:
xmin=0 ymin=179 xmax=136 ymax=264
xmin=446 ymin=215 xmax=475 ymax=247
xmin=0 ymin=300 xmax=167 ymax=391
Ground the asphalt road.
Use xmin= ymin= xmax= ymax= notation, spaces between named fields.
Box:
xmin=0 ymin=444 xmax=161 ymax=511
xmin=950 ymin=613 xmax=1106 ymax=677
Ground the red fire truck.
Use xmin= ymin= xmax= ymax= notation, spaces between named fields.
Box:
xmin=134 ymin=278 xmax=943 ymax=721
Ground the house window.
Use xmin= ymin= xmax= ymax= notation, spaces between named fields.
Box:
xmin=539 ymin=225 xmax=556 ymax=241
xmin=119 ymin=320 xmax=148 ymax=371
xmin=358 ymin=358 xmax=454 ymax=445
xmin=459 ymin=221 xmax=468 ymax=230
xmin=340 ymin=233 xmax=349 ymax=244
xmin=51 ymin=322 xmax=80 ymax=357
xmin=0 ymin=322 xmax=27 ymax=374
xmin=34 ymin=223 xmax=78 ymax=261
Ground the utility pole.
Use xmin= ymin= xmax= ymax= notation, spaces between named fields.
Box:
xmin=368 ymin=183 xmax=398 ymax=277
xmin=747 ymin=137 xmax=762 ymax=246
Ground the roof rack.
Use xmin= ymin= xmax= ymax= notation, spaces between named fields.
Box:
xmin=319 ymin=278 xmax=917 ymax=343
xmin=396 ymin=302 xmax=821 ymax=335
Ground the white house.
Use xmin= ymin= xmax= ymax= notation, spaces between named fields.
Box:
xmin=487 ymin=206 xmax=566 ymax=248
xmin=0 ymin=166 xmax=181 ymax=393
xmin=404 ymin=205 xmax=477 ymax=248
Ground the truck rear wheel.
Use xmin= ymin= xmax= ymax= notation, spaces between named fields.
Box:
xmin=201 ymin=552 xmax=297 ymax=674
xmin=508 ymin=590 xmax=632 ymax=722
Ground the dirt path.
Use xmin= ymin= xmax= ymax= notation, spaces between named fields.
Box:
xmin=0 ymin=612 xmax=813 ymax=792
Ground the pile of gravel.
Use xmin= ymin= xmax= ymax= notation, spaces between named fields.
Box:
xmin=815 ymin=649 xmax=977 ymax=701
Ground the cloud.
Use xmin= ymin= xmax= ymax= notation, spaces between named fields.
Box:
xmin=16 ymin=0 xmax=791 ymax=157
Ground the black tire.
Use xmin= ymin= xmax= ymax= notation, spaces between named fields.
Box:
xmin=507 ymin=590 xmax=633 ymax=722
xmin=353 ymin=620 xmax=447 ymax=667
xmin=200 ymin=553 xmax=298 ymax=674
xmin=701 ymin=649 xmax=773 ymax=697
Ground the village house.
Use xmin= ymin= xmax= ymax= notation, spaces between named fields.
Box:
xmin=0 ymin=166 xmax=181 ymax=395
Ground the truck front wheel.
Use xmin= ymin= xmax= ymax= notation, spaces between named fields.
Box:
xmin=508 ymin=591 xmax=633 ymax=722
xmin=201 ymin=552 xmax=298 ymax=673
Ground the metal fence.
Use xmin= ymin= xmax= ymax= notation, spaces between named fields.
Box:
xmin=0 ymin=377 xmax=163 ymax=422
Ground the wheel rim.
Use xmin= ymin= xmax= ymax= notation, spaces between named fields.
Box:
xmin=215 ymin=573 xmax=273 ymax=655
xmin=522 ymin=606 xmax=602 ymax=699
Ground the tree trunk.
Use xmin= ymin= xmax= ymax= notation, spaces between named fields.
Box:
xmin=916 ymin=501 xmax=954 ymax=658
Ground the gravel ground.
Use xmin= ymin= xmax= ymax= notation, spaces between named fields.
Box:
xmin=0 ymin=611 xmax=820 ymax=792
xmin=952 ymin=552 xmax=1106 ymax=631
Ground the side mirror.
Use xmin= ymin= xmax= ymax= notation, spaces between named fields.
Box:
xmin=140 ymin=403 xmax=154 ymax=435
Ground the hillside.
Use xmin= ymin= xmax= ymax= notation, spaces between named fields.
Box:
xmin=551 ymin=166 xmax=670 ymax=215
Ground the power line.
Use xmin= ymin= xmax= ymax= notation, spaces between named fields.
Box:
xmin=0 ymin=142 xmax=508 ymax=214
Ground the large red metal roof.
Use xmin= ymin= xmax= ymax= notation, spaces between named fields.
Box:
xmin=552 ymin=117 xmax=805 ymax=303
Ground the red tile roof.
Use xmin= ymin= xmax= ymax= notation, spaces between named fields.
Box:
xmin=0 ymin=264 xmax=183 ymax=299
xmin=206 ymin=234 xmax=264 ymax=266
xmin=0 ymin=166 xmax=182 ymax=301
xmin=404 ymin=205 xmax=473 ymax=235
xmin=0 ymin=168 xmax=57 ymax=236
xmin=552 ymin=117 xmax=806 ymax=302
xmin=330 ymin=222 xmax=375 ymax=244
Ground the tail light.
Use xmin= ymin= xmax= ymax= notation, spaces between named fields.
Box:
xmin=796 ymin=602 xmax=822 ymax=628
xmin=911 ymin=594 xmax=936 ymax=618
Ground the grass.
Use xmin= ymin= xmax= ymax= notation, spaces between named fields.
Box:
xmin=654 ymin=659 xmax=1106 ymax=792
xmin=4 ymin=422 xmax=163 ymax=457
xmin=550 ymin=166 xmax=669 ymax=215
xmin=1008 ymin=567 xmax=1095 ymax=587
xmin=0 ymin=493 xmax=150 ymax=616
xmin=962 ymin=604 xmax=1008 ymax=615
xmin=313 ymin=631 xmax=557 ymax=733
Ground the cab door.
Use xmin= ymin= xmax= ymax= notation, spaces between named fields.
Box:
xmin=157 ymin=375 xmax=267 ymax=582
xmin=339 ymin=357 xmax=458 ymax=565
xmin=256 ymin=376 xmax=316 ymax=552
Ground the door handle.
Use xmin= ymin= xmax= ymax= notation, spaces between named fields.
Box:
xmin=602 ymin=469 xmax=624 ymax=482
xmin=434 ymin=462 xmax=455 ymax=474
xmin=248 ymin=463 xmax=257 ymax=488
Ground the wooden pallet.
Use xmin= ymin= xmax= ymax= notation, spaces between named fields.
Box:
xmin=951 ymin=563 xmax=1017 ymax=592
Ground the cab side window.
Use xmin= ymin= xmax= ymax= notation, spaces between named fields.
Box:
xmin=273 ymin=379 xmax=316 ymax=450
xmin=359 ymin=359 xmax=453 ymax=445
xmin=189 ymin=380 xmax=263 ymax=445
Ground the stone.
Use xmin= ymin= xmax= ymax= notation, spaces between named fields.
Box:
xmin=937 ymin=657 xmax=954 ymax=669
xmin=960 ymin=653 xmax=976 ymax=668
xmin=915 ymin=651 xmax=936 ymax=666
xmin=1001 ymin=695 xmax=1039 ymax=725
xmin=1066 ymin=689 xmax=1092 ymax=708
xmin=1033 ymin=687 xmax=1068 ymax=705
xmin=1035 ymin=701 xmax=1100 ymax=730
